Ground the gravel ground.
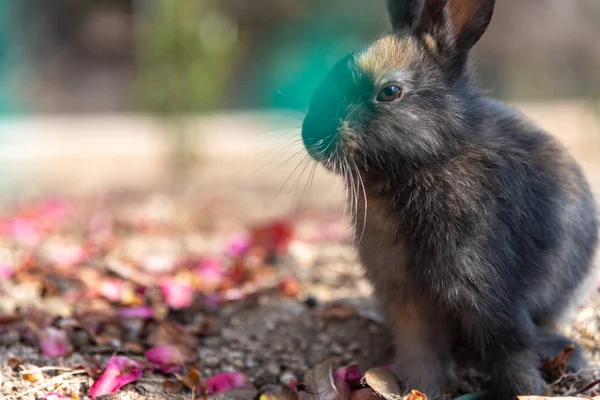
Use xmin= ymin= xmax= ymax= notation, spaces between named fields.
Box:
xmin=0 ymin=186 xmax=599 ymax=400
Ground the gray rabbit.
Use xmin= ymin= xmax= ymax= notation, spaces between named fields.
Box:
xmin=300 ymin=0 xmax=599 ymax=399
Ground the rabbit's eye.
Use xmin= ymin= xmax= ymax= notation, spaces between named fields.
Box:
xmin=376 ymin=85 xmax=403 ymax=103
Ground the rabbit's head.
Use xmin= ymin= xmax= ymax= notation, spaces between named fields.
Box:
xmin=302 ymin=0 xmax=495 ymax=175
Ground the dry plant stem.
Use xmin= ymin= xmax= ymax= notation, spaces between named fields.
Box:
xmin=20 ymin=366 xmax=77 ymax=374
xmin=577 ymin=378 xmax=600 ymax=395
xmin=11 ymin=369 xmax=87 ymax=399
xmin=104 ymin=259 xmax=154 ymax=287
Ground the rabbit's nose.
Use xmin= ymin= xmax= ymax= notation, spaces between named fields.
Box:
xmin=301 ymin=115 xmax=339 ymax=161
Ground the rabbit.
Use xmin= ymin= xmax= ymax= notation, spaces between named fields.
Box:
xmin=300 ymin=0 xmax=599 ymax=399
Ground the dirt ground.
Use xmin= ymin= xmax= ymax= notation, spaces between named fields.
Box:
xmin=1 ymin=101 xmax=600 ymax=399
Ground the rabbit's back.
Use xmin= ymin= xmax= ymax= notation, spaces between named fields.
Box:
xmin=483 ymin=100 xmax=598 ymax=327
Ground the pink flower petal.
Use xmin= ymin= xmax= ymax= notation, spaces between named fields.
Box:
xmin=117 ymin=306 xmax=154 ymax=320
xmin=46 ymin=243 xmax=85 ymax=266
xmin=195 ymin=258 xmax=225 ymax=288
xmin=8 ymin=218 xmax=40 ymax=246
xmin=159 ymin=279 xmax=194 ymax=310
xmin=88 ymin=211 xmax=113 ymax=236
xmin=90 ymin=356 xmax=143 ymax=400
xmin=225 ymin=235 xmax=252 ymax=258
xmin=39 ymin=327 xmax=68 ymax=358
xmin=144 ymin=346 xmax=184 ymax=374
xmin=100 ymin=280 xmax=124 ymax=302
xmin=204 ymin=372 xmax=250 ymax=394
xmin=38 ymin=199 xmax=73 ymax=226
xmin=142 ymin=254 xmax=177 ymax=274
xmin=334 ymin=364 xmax=364 ymax=384
xmin=0 ymin=262 xmax=14 ymax=279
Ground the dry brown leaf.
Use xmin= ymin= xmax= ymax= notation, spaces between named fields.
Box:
xmin=363 ymin=368 xmax=401 ymax=400
xmin=315 ymin=303 xmax=357 ymax=322
xmin=302 ymin=359 xmax=339 ymax=400
xmin=164 ymin=379 xmax=183 ymax=393
xmin=540 ymin=344 xmax=574 ymax=381
xmin=0 ymin=314 xmax=21 ymax=325
xmin=7 ymin=357 xmax=26 ymax=369
xmin=179 ymin=366 xmax=202 ymax=391
xmin=405 ymin=390 xmax=427 ymax=400
xmin=148 ymin=320 xmax=198 ymax=363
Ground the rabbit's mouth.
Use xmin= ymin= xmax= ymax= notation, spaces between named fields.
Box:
xmin=301 ymin=115 xmax=340 ymax=162
xmin=301 ymin=115 xmax=360 ymax=174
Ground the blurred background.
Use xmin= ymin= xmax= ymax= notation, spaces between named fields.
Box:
xmin=0 ymin=0 xmax=599 ymax=207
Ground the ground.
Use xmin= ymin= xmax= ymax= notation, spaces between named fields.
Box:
xmin=1 ymin=103 xmax=600 ymax=399
xmin=1 ymin=188 xmax=600 ymax=400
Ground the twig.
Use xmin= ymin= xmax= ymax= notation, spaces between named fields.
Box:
xmin=104 ymin=258 xmax=154 ymax=287
xmin=19 ymin=366 xmax=77 ymax=375
xmin=577 ymin=378 xmax=600 ymax=395
xmin=11 ymin=369 xmax=87 ymax=399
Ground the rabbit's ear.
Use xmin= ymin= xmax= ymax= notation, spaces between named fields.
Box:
xmin=416 ymin=0 xmax=495 ymax=56
xmin=387 ymin=0 xmax=424 ymax=32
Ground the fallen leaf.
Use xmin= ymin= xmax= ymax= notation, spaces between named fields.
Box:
xmin=0 ymin=261 xmax=14 ymax=278
xmin=315 ymin=303 xmax=357 ymax=322
xmin=7 ymin=218 xmax=41 ymax=246
xmin=250 ymin=219 xmax=294 ymax=259
xmin=39 ymin=327 xmax=69 ymax=358
xmin=179 ymin=366 xmax=202 ymax=391
xmin=7 ymin=357 xmax=25 ymax=369
xmin=147 ymin=320 xmax=198 ymax=363
xmin=540 ymin=344 xmax=575 ymax=381
xmin=159 ymin=278 xmax=195 ymax=309
xmin=205 ymin=371 xmax=252 ymax=394
xmin=116 ymin=306 xmax=154 ymax=320
xmin=141 ymin=254 xmax=177 ymax=274
xmin=99 ymin=280 xmax=126 ymax=302
xmin=278 ymin=277 xmax=301 ymax=298
xmin=195 ymin=258 xmax=226 ymax=292
xmin=363 ymin=368 xmax=401 ymax=400
xmin=163 ymin=379 xmax=183 ymax=393
xmin=405 ymin=390 xmax=427 ymax=400
xmin=89 ymin=356 xmax=144 ymax=400
xmin=302 ymin=359 xmax=338 ymax=400
xmin=225 ymin=235 xmax=252 ymax=258
xmin=145 ymin=345 xmax=185 ymax=374
xmin=334 ymin=364 xmax=364 ymax=387
xmin=0 ymin=314 xmax=21 ymax=325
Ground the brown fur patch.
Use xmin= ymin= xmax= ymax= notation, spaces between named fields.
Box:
xmin=423 ymin=34 xmax=438 ymax=53
xmin=356 ymin=35 xmax=420 ymax=82
xmin=450 ymin=0 xmax=478 ymax=36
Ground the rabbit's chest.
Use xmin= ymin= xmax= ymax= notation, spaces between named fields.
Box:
xmin=355 ymin=193 xmax=415 ymax=300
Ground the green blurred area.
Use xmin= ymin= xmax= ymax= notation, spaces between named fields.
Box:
xmin=0 ymin=0 xmax=599 ymax=114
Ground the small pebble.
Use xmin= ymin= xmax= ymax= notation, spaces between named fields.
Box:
xmin=3 ymin=380 xmax=14 ymax=391
xmin=246 ymin=356 xmax=259 ymax=369
xmin=267 ymin=363 xmax=280 ymax=376
xmin=304 ymin=296 xmax=319 ymax=308
xmin=279 ymin=371 xmax=297 ymax=386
